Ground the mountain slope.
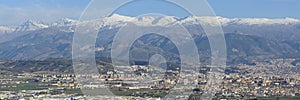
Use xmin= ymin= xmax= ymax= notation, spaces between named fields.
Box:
xmin=0 ymin=28 xmax=73 ymax=60
xmin=0 ymin=27 xmax=299 ymax=65
xmin=1 ymin=15 xmax=300 ymax=65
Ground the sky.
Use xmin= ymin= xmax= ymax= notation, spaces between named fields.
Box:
xmin=0 ymin=0 xmax=299 ymax=25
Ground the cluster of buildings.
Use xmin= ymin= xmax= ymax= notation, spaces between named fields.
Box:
xmin=1 ymin=59 xmax=300 ymax=99
xmin=215 ymin=59 xmax=300 ymax=98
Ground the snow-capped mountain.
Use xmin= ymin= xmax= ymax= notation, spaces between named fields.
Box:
xmin=1 ymin=14 xmax=300 ymax=43
xmin=14 ymin=20 xmax=49 ymax=32
xmin=0 ymin=26 xmax=15 ymax=34
xmin=51 ymin=18 xmax=79 ymax=26
xmin=164 ymin=16 xmax=300 ymax=26
xmin=2 ymin=14 xmax=300 ymax=61
xmin=2 ymin=14 xmax=300 ymax=34
xmin=224 ymin=17 xmax=300 ymax=25
xmin=87 ymin=14 xmax=300 ymax=27
xmin=49 ymin=18 xmax=80 ymax=32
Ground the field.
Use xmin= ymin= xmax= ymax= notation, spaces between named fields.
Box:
xmin=0 ymin=83 xmax=48 ymax=91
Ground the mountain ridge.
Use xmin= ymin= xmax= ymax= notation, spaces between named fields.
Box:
xmin=1 ymin=14 xmax=300 ymax=65
xmin=2 ymin=14 xmax=300 ymax=34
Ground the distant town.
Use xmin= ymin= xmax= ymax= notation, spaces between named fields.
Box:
xmin=0 ymin=59 xmax=300 ymax=99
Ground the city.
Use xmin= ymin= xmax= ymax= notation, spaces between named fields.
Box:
xmin=1 ymin=59 xmax=300 ymax=99
xmin=1 ymin=0 xmax=300 ymax=100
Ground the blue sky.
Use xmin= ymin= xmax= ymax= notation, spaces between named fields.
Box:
xmin=0 ymin=0 xmax=299 ymax=25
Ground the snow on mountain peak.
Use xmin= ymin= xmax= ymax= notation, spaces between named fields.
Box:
xmin=0 ymin=26 xmax=15 ymax=34
xmin=131 ymin=15 xmax=178 ymax=26
xmin=229 ymin=17 xmax=300 ymax=25
xmin=52 ymin=18 xmax=79 ymax=26
xmin=75 ymin=15 xmax=300 ymax=31
xmin=95 ymin=14 xmax=179 ymax=28
xmin=179 ymin=16 xmax=230 ymax=26
xmin=104 ymin=14 xmax=135 ymax=23
xmin=14 ymin=20 xmax=49 ymax=32
xmin=3 ymin=14 xmax=300 ymax=34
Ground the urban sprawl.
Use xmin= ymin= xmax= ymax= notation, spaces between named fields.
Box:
xmin=0 ymin=59 xmax=300 ymax=99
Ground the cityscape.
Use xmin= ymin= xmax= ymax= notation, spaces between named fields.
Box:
xmin=1 ymin=0 xmax=300 ymax=100
xmin=1 ymin=59 xmax=300 ymax=99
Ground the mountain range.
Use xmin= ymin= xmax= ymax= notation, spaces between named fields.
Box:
xmin=1 ymin=14 xmax=300 ymax=65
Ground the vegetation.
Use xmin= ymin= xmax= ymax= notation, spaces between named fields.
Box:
xmin=0 ymin=83 xmax=48 ymax=91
